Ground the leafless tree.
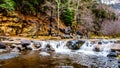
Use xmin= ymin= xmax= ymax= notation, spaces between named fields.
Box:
xmin=100 ymin=20 xmax=120 ymax=35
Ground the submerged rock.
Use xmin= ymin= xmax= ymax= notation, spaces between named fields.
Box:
xmin=66 ymin=40 xmax=85 ymax=50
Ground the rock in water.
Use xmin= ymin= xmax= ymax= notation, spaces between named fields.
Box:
xmin=20 ymin=40 xmax=31 ymax=48
xmin=26 ymin=43 xmax=36 ymax=50
xmin=45 ymin=44 xmax=55 ymax=52
xmin=39 ymin=52 xmax=50 ymax=56
xmin=66 ymin=40 xmax=85 ymax=50
xmin=10 ymin=44 xmax=17 ymax=48
xmin=107 ymin=52 xmax=118 ymax=57
xmin=11 ymin=48 xmax=18 ymax=52
xmin=0 ymin=42 xmax=6 ymax=49
xmin=61 ymin=35 xmax=73 ymax=39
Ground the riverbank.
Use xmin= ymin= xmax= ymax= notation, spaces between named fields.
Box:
xmin=1 ymin=35 xmax=120 ymax=41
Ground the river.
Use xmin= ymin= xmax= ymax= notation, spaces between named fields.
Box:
xmin=0 ymin=39 xmax=119 ymax=68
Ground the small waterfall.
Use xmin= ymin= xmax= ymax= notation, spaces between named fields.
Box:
xmin=76 ymin=39 xmax=116 ymax=56
xmin=38 ymin=40 xmax=71 ymax=54
xmin=76 ymin=41 xmax=96 ymax=55
xmin=37 ymin=39 xmax=117 ymax=56
xmin=48 ymin=40 xmax=71 ymax=53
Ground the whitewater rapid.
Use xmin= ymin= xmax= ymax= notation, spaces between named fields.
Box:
xmin=37 ymin=39 xmax=117 ymax=57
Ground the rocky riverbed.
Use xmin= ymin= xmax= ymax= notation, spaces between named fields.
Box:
xmin=0 ymin=37 xmax=120 ymax=68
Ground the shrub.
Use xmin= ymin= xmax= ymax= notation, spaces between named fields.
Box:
xmin=61 ymin=8 xmax=74 ymax=26
xmin=13 ymin=0 xmax=45 ymax=15
xmin=0 ymin=0 xmax=15 ymax=12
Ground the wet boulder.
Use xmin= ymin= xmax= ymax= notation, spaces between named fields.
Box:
xmin=93 ymin=47 xmax=100 ymax=52
xmin=98 ymin=41 xmax=102 ymax=45
xmin=17 ymin=45 xmax=24 ymax=51
xmin=10 ymin=44 xmax=23 ymax=51
xmin=20 ymin=40 xmax=31 ymax=48
xmin=11 ymin=47 xmax=20 ymax=52
xmin=10 ymin=44 xmax=17 ymax=49
xmin=33 ymin=42 xmax=41 ymax=48
xmin=0 ymin=42 xmax=6 ymax=49
xmin=26 ymin=43 xmax=37 ymax=50
xmin=66 ymin=40 xmax=85 ymax=50
xmin=107 ymin=52 xmax=118 ymax=57
xmin=45 ymin=44 xmax=55 ymax=52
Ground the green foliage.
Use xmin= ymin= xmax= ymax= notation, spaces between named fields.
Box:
xmin=91 ymin=8 xmax=117 ymax=20
xmin=21 ymin=1 xmax=36 ymax=15
xmin=92 ymin=9 xmax=109 ymax=19
xmin=81 ymin=0 xmax=92 ymax=2
xmin=0 ymin=0 xmax=15 ymax=11
xmin=61 ymin=0 xmax=68 ymax=4
xmin=13 ymin=0 xmax=45 ymax=15
xmin=61 ymin=8 xmax=74 ymax=26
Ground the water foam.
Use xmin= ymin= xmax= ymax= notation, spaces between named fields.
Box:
xmin=38 ymin=39 xmax=115 ymax=56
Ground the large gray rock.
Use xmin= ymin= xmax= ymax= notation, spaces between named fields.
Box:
xmin=20 ymin=40 xmax=31 ymax=48
xmin=0 ymin=42 xmax=6 ymax=49
xmin=66 ymin=40 xmax=85 ymax=50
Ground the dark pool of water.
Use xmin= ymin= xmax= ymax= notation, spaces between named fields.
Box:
xmin=0 ymin=51 xmax=88 ymax=68
xmin=0 ymin=51 xmax=118 ymax=68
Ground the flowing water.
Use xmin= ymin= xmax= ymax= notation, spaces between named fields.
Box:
xmin=0 ymin=39 xmax=119 ymax=68
xmin=100 ymin=0 xmax=120 ymax=5
xmin=111 ymin=4 xmax=120 ymax=10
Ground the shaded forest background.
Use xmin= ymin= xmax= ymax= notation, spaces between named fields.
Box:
xmin=0 ymin=0 xmax=120 ymax=38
